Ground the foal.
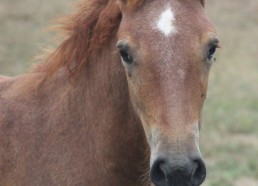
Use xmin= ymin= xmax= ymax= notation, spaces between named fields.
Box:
xmin=0 ymin=0 xmax=218 ymax=185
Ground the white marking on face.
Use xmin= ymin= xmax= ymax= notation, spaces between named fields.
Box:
xmin=157 ymin=8 xmax=176 ymax=36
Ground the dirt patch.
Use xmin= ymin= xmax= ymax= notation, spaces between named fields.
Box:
xmin=234 ymin=177 xmax=258 ymax=186
xmin=231 ymin=134 xmax=258 ymax=147
xmin=0 ymin=4 xmax=5 ymax=15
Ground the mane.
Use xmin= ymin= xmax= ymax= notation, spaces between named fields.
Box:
xmin=36 ymin=0 xmax=144 ymax=77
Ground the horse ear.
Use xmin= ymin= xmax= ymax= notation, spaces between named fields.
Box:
xmin=118 ymin=0 xmax=144 ymax=11
xmin=118 ymin=0 xmax=126 ymax=8
xmin=119 ymin=0 xmax=126 ymax=3
xmin=199 ymin=0 xmax=206 ymax=7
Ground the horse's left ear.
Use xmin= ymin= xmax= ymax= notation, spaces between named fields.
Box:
xmin=199 ymin=0 xmax=206 ymax=7
xmin=117 ymin=0 xmax=144 ymax=11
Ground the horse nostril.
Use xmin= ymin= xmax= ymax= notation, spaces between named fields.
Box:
xmin=150 ymin=158 xmax=168 ymax=185
xmin=191 ymin=158 xmax=206 ymax=186
xmin=151 ymin=156 xmax=206 ymax=186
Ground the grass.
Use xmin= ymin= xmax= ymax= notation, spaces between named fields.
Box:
xmin=0 ymin=0 xmax=72 ymax=75
xmin=202 ymin=0 xmax=258 ymax=185
xmin=0 ymin=0 xmax=258 ymax=185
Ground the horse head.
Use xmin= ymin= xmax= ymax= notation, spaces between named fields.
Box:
xmin=117 ymin=0 xmax=219 ymax=185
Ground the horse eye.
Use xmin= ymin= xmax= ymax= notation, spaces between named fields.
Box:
xmin=120 ymin=49 xmax=133 ymax=64
xmin=207 ymin=45 xmax=217 ymax=61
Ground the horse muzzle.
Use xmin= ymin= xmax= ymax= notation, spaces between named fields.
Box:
xmin=150 ymin=154 xmax=206 ymax=186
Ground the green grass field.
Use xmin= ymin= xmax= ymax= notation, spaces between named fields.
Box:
xmin=0 ymin=0 xmax=257 ymax=185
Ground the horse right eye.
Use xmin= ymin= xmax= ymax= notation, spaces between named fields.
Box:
xmin=120 ymin=49 xmax=133 ymax=64
xmin=207 ymin=45 xmax=217 ymax=61
xmin=207 ymin=37 xmax=220 ymax=63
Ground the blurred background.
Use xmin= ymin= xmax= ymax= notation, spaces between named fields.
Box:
xmin=0 ymin=0 xmax=257 ymax=185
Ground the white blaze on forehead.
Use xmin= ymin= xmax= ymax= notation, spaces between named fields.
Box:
xmin=157 ymin=8 xmax=176 ymax=36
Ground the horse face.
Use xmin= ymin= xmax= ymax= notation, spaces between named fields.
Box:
xmin=117 ymin=0 xmax=218 ymax=185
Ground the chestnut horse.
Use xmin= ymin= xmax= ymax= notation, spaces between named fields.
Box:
xmin=0 ymin=0 xmax=219 ymax=185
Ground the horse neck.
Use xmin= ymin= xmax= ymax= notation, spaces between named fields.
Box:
xmin=76 ymin=39 xmax=135 ymax=126
xmin=64 ymin=38 xmax=150 ymax=180
xmin=63 ymin=37 xmax=148 ymax=150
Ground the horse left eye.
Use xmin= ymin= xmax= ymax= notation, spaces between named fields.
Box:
xmin=120 ymin=50 xmax=133 ymax=64
xmin=207 ymin=45 xmax=217 ymax=60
